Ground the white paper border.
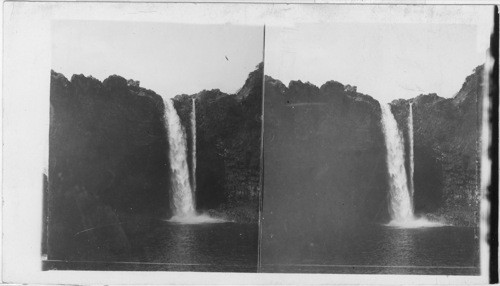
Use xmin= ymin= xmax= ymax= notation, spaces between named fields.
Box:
xmin=2 ymin=1 xmax=495 ymax=284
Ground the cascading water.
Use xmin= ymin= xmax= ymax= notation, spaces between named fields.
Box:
xmin=191 ymin=98 xmax=197 ymax=196
xmin=163 ymin=98 xmax=196 ymax=218
xmin=162 ymin=97 xmax=224 ymax=224
xmin=380 ymin=103 xmax=414 ymax=222
xmin=408 ymin=102 xmax=415 ymax=203
xmin=381 ymin=102 xmax=443 ymax=228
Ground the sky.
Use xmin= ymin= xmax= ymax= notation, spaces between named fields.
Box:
xmin=52 ymin=21 xmax=264 ymax=97
xmin=265 ymin=22 xmax=492 ymax=102
xmin=52 ymin=14 xmax=492 ymax=102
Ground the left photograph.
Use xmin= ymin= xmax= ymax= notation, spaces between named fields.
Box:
xmin=43 ymin=21 xmax=264 ymax=272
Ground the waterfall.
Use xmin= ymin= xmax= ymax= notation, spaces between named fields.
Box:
xmin=380 ymin=103 xmax=414 ymax=222
xmin=191 ymin=98 xmax=197 ymax=196
xmin=381 ymin=102 xmax=443 ymax=228
xmin=162 ymin=97 xmax=224 ymax=224
xmin=408 ymin=102 xmax=415 ymax=204
xmin=163 ymin=98 xmax=196 ymax=218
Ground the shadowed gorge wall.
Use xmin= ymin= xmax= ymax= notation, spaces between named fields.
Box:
xmin=48 ymin=71 xmax=170 ymax=260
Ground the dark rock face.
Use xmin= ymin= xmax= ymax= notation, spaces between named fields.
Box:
xmin=261 ymin=76 xmax=390 ymax=262
xmin=391 ymin=65 xmax=483 ymax=226
xmin=173 ymin=63 xmax=263 ymax=221
xmin=48 ymin=71 xmax=170 ymax=260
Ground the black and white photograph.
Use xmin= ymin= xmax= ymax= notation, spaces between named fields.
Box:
xmin=2 ymin=2 xmax=498 ymax=285
xmin=260 ymin=7 xmax=494 ymax=275
xmin=44 ymin=21 xmax=264 ymax=272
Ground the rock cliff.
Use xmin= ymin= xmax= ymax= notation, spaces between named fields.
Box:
xmin=48 ymin=71 xmax=170 ymax=260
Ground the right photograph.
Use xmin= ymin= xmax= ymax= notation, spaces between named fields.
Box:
xmin=260 ymin=8 xmax=493 ymax=275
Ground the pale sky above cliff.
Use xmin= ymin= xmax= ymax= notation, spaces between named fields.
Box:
xmin=266 ymin=19 xmax=492 ymax=102
xmin=53 ymin=8 xmax=492 ymax=102
xmin=52 ymin=21 xmax=263 ymax=97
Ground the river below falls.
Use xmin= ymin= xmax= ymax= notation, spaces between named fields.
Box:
xmin=46 ymin=221 xmax=478 ymax=274
xmin=260 ymin=224 xmax=480 ymax=275
xmin=127 ymin=221 xmax=259 ymax=272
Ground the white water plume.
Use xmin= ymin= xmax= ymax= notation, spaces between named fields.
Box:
xmin=408 ymin=102 xmax=415 ymax=204
xmin=163 ymin=98 xmax=196 ymax=218
xmin=380 ymin=103 xmax=414 ymax=222
xmin=387 ymin=215 xmax=445 ymax=229
xmin=380 ymin=102 xmax=444 ymax=228
xmin=162 ymin=97 xmax=224 ymax=224
xmin=191 ymin=98 xmax=197 ymax=195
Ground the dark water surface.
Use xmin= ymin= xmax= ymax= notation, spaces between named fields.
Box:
xmin=132 ymin=221 xmax=259 ymax=271
xmin=260 ymin=224 xmax=480 ymax=275
xmin=44 ymin=221 xmax=479 ymax=274
xmin=45 ymin=221 xmax=258 ymax=272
